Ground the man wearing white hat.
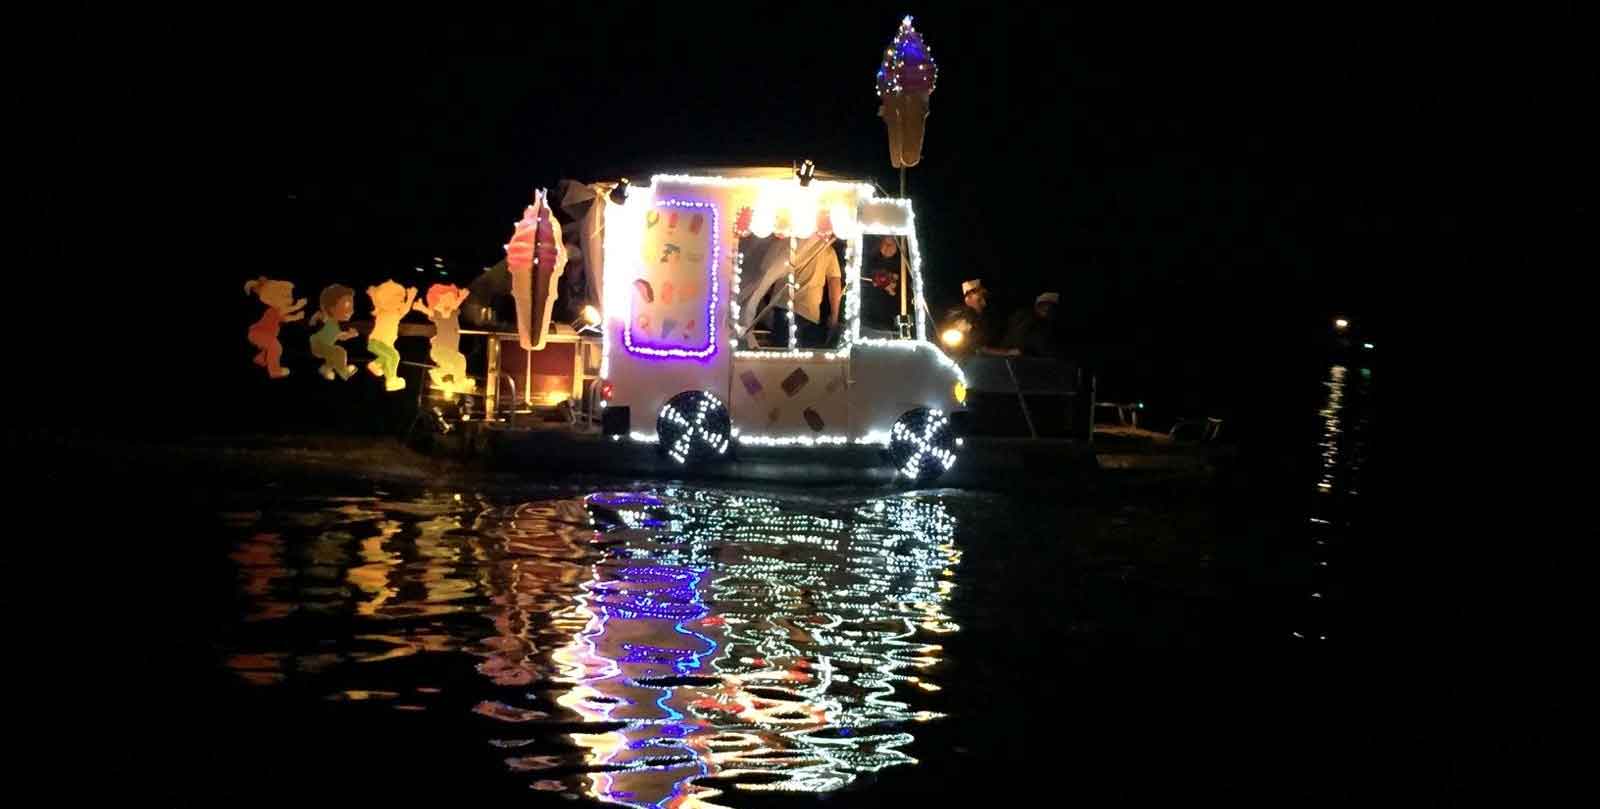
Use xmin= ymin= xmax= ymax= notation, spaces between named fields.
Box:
xmin=1002 ymin=291 xmax=1062 ymax=358
xmin=942 ymin=278 xmax=1015 ymax=356
xmin=961 ymin=278 xmax=986 ymax=303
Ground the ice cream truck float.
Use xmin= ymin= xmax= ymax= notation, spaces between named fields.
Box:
xmin=591 ymin=168 xmax=968 ymax=481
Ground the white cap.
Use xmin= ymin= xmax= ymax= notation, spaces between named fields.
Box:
xmin=1036 ymin=292 xmax=1059 ymax=305
xmin=961 ymin=279 xmax=984 ymax=295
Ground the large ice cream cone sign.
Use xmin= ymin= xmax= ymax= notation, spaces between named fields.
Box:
xmin=503 ymin=189 xmax=568 ymax=351
xmin=876 ymin=15 xmax=937 ymax=169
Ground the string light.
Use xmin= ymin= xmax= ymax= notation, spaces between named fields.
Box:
xmin=857 ymin=430 xmax=892 ymax=446
xmin=607 ymin=175 xmax=915 ymax=362
xmin=596 ymin=175 xmax=957 ymax=456
xmin=855 ymin=337 xmax=967 ymax=387
xmin=651 ymin=174 xmax=875 ymax=198
xmin=875 ymin=16 xmax=938 ymax=98
xmin=840 ymin=234 xmax=863 ymax=350
xmin=856 ymin=198 xmax=928 ymax=341
xmin=599 ymin=185 xmax=656 ymax=382
xmin=787 ymin=237 xmax=799 ymax=350
xmin=733 ymin=348 xmax=848 ymax=361
xmin=623 ymin=198 xmax=721 ymax=359
xmin=730 ymin=245 xmax=744 ymax=345
xmin=656 ymin=391 xmax=731 ymax=464
xmin=889 ymin=409 xmax=957 ymax=479
xmin=737 ymin=434 xmax=852 ymax=447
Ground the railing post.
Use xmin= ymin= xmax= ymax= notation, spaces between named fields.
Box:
xmin=485 ymin=336 xmax=501 ymax=422
xmin=1085 ymin=370 xmax=1096 ymax=443
xmin=1005 ymin=359 xmax=1038 ymax=439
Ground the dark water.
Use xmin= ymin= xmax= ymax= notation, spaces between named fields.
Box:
xmin=126 ymin=363 xmax=1412 ymax=804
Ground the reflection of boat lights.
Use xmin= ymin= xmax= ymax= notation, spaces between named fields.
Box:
xmin=539 ymin=489 xmax=960 ymax=806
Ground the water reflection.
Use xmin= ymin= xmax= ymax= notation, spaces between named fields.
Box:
xmin=535 ymin=491 xmax=959 ymax=806
xmin=1295 ymin=363 xmax=1372 ymax=643
xmin=473 ymin=500 xmax=593 ymax=688
xmin=222 ymin=488 xmax=960 ymax=806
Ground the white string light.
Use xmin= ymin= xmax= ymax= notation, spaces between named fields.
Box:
xmin=890 ymin=410 xmax=956 ymax=478
xmin=730 ymin=245 xmax=744 ymax=347
xmin=854 ymin=338 xmax=966 ymax=386
xmin=736 ymin=434 xmax=852 ymax=447
xmin=857 ymin=199 xmax=927 ymax=342
xmin=856 ymin=431 xmax=892 ymax=446
xmin=657 ymin=391 xmax=730 ymax=464
xmin=840 ymin=235 xmax=862 ymax=349
xmin=785 ymin=237 xmax=799 ymax=350
xmin=733 ymin=349 xmax=848 ymax=361
xmin=651 ymin=173 xmax=876 ymax=199
xmin=875 ymin=16 xmax=938 ymax=99
xmin=599 ymin=186 xmax=655 ymax=383
xmin=594 ymin=175 xmax=954 ymax=457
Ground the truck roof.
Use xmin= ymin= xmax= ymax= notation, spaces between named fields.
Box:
xmin=651 ymin=166 xmax=875 ymax=185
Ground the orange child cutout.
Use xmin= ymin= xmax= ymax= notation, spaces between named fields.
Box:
xmin=413 ymin=284 xmax=475 ymax=393
xmin=308 ymin=284 xmax=359 ymax=381
xmin=244 ymin=277 xmax=306 ymax=378
xmin=367 ymin=280 xmax=417 ymax=392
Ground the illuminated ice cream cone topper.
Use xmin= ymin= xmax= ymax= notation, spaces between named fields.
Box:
xmin=875 ymin=15 xmax=937 ymax=169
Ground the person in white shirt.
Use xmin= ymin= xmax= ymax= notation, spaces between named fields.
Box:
xmin=754 ymin=235 xmax=843 ymax=348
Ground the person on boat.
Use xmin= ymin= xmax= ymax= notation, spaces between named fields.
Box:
xmin=943 ymin=279 xmax=1016 ymax=357
xmin=860 ymin=235 xmax=903 ymax=335
xmin=761 ymin=235 xmax=843 ymax=348
xmin=1002 ymin=291 xmax=1062 ymax=358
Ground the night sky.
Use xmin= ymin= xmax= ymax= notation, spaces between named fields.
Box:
xmin=58 ymin=3 xmax=1442 ymax=433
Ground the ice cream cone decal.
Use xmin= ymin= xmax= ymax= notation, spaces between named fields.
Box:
xmin=875 ymin=15 xmax=937 ymax=169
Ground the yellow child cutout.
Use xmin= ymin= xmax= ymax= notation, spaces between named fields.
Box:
xmin=366 ymin=280 xmax=417 ymax=392
xmin=244 ymin=277 xmax=306 ymax=379
xmin=413 ymin=284 xmax=475 ymax=394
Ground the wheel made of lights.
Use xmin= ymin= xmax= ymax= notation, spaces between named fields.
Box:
xmin=657 ymin=391 xmax=732 ymax=465
xmin=889 ymin=407 xmax=958 ymax=482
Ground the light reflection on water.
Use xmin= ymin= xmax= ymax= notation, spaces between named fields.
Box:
xmin=1293 ymin=363 xmax=1371 ymax=643
xmin=201 ymin=361 xmax=1382 ymax=803
xmin=222 ymin=487 xmax=960 ymax=806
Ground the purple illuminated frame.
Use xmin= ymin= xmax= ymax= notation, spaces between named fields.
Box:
xmin=625 ymin=199 xmax=721 ymax=359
